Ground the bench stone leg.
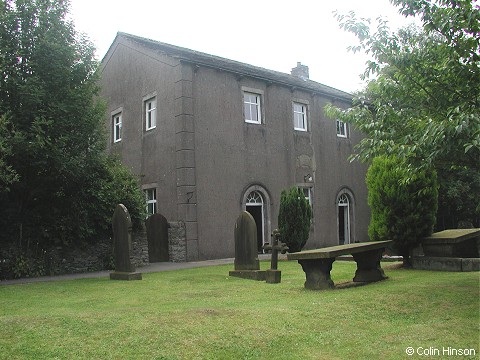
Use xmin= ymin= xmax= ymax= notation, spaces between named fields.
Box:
xmin=298 ymin=258 xmax=335 ymax=290
xmin=352 ymin=248 xmax=388 ymax=282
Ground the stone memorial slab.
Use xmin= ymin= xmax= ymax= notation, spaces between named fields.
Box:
xmin=421 ymin=229 xmax=480 ymax=258
xmin=229 ymin=211 xmax=266 ymax=281
xmin=412 ymin=229 xmax=480 ymax=272
xmin=110 ymin=204 xmax=142 ymax=280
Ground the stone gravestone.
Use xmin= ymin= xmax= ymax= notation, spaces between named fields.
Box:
xmin=229 ymin=211 xmax=266 ymax=281
xmin=110 ymin=204 xmax=142 ymax=280
xmin=146 ymin=213 xmax=170 ymax=263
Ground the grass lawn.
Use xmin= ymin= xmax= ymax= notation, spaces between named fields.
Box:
xmin=0 ymin=261 xmax=478 ymax=360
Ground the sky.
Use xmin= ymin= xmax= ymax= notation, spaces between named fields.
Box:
xmin=68 ymin=0 xmax=418 ymax=93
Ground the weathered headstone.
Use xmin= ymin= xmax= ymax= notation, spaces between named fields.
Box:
xmin=229 ymin=211 xmax=266 ymax=281
xmin=146 ymin=213 xmax=170 ymax=262
xmin=263 ymin=229 xmax=289 ymax=283
xmin=110 ymin=204 xmax=142 ymax=280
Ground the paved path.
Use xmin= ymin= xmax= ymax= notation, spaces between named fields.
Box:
xmin=0 ymin=255 xmax=277 ymax=286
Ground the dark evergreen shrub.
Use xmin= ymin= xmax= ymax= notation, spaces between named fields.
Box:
xmin=366 ymin=156 xmax=438 ymax=264
xmin=278 ymin=187 xmax=312 ymax=253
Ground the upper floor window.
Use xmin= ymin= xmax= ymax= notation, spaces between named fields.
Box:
xmin=145 ymin=97 xmax=157 ymax=131
xmin=299 ymin=187 xmax=312 ymax=206
xmin=293 ymin=102 xmax=307 ymax=131
xmin=336 ymin=119 xmax=347 ymax=138
xmin=113 ymin=112 xmax=122 ymax=143
xmin=244 ymin=92 xmax=262 ymax=124
xmin=145 ymin=188 xmax=157 ymax=216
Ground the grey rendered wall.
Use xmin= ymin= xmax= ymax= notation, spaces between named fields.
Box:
xmin=191 ymin=66 xmax=370 ymax=259
xmin=100 ymin=40 xmax=178 ymax=222
xmin=312 ymin=95 xmax=370 ymax=246
xmin=192 ymin=68 xmax=294 ymax=259
xmin=100 ymin=41 xmax=369 ymax=261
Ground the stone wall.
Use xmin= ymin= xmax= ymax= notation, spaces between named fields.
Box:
xmin=54 ymin=239 xmax=113 ymax=274
xmin=0 ymin=221 xmax=187 ymax=279
xmin=0 ymin=239 xmax=115 ymax=278
xmin=131 ymin=228 xmax=149 ymax=267
xmin=132 ymin=221 xmax=186 ymax=264
xmin=53 ymin=228 xmax=152 ymax=274
xmin=169 ymin=221 xmax=187 ymax=262
xmin=80 ymin=220 xmax=188 ymax=270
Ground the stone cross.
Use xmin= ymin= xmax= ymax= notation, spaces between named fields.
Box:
xmin=263 ymin=229 xmax=288 ymax=283
xmin=264 ymin=229 xmax=289 ymax=270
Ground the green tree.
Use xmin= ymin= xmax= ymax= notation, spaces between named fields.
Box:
xmin=0 ymin=0 xmax=144 ymax=251
xmin=325 ymin=0 xmax=479 ymax=228
xmin=436 ymin=166 xmax=480 ymax=229
xmin=366 ymin=156 xmax=438 ymax=265
xmin=0 ymin=114 xmax=18 ymax=192
xmin=278 ymin=187 xmax=312 ymax=253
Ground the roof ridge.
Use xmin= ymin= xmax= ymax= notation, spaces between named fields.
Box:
xmin=116 ymin=32 xmax=352 ymax=100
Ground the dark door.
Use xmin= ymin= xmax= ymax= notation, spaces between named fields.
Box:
xmin=338 ymin=206 xmax=346 ymax=245
xmin=146 ymin=213 xmax=169 ymax=262
xmin=246 ymin=205 xmax=263 ymax=253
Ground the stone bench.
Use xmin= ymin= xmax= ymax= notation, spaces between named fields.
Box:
xmin=287 ymin=241 xmax=393 ymax=290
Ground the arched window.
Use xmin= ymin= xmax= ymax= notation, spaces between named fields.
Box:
xmin=338 ymin=194 xmax=349 ymax=207
xmin=241 ymin=185 xmax=271 ymax=254
xmin=246 ymin=191 xmax=263 ymax=205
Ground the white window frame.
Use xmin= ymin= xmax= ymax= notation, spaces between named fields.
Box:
xmin=145 ymin=188 xmax=157 ymax=216
xmin=298 ymin=187 xmax=312 ymax=206
xmin=145 ymin=97 xmax=157 ymax=131
xmin=336 ymin=119 xmax=348 ymax=138
xmin=293 ymin=102 xmax=308 ymax=131
xmin=113 ymin=112 xmax=122 ymax=143
xmin=243 ymin=91 xmax=262 ymax=124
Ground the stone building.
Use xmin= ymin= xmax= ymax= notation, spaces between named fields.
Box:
xmin=100 ymin=32 xmax=370 ymax=261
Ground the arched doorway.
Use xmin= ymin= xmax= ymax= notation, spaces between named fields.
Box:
xmin=338 ymin=194 xmax=350 ymax=245
xmin=241 ymin=185 xmax=271 ymax=254
xmin=246 ymin=191 xmax=264 ymax=253
xmin=337 ymin=190 xmax=355 ymax=245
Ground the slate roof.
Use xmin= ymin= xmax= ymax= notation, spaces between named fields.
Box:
xmin=110 ymin=32 xmax=352 ymax=102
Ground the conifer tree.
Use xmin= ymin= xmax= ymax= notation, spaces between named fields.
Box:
xmin=366 ymin=156 xmax=438 ymax=265
xmin=278 ymin=187 xmax=312 ymax=253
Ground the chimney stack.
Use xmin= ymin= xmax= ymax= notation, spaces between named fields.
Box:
xmin=291 ymin=62 xmax=309 ymax=80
